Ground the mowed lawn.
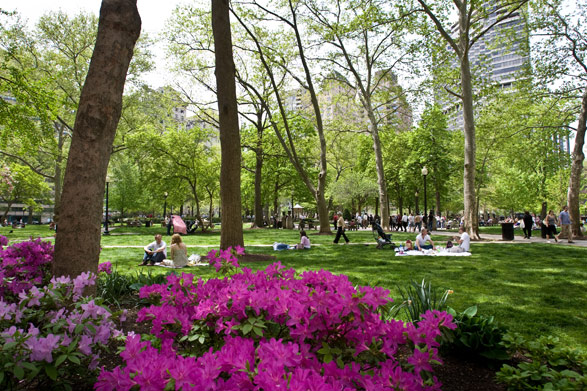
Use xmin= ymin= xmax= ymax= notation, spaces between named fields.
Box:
xmin=2 ymin=224 xmax=586 ymax=349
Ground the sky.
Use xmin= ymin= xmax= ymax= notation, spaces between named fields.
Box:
xmin=10 ymin=0 xmax=187 ymax=88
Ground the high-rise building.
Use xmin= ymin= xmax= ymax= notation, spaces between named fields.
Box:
xmin=441 ymin=3 xmax=529 ymax=130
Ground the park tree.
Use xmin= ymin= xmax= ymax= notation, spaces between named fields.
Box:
xmin=415 ymin=0 xmax=529 ymax=238
xmin=303 ymin=0 xmax=417 ymax=229
xmin=0 ymin=162 xmax=51 ymax=222
xmin=529 ymin=0 xmax=587 ymax=236
xmin=212 ymin=0 xmax=244 ymax=248
xmin=232 ymin=0 xmax=333 ymax=234
xmin=53 ymin=0 xmax=141 ymax=280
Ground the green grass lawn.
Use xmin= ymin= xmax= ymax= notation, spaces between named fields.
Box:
xmin=2 ymin=224 xmax=585 ymax=349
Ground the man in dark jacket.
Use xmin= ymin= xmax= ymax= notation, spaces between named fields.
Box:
xmin=522 ymin=211 xmax=534 ymax=239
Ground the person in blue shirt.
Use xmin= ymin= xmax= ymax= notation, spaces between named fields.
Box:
xmin=558 ymin=205 xmax=574 ymax=243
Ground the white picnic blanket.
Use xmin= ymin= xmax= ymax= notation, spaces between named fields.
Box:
xmin=395 ymin=250 xmax=471 ymax=257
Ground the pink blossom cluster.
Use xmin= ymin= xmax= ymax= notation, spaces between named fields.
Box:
xmin=0 ymin=237 xmax=53 ymax=299
xmin=98 ymin=261 xmax=113 ymax=275
xmin=97 ymin=253 xmax=456 ymax=390
xmin=0 ymin=272 xmax=123 ymax=387
xmin=206 ymin=245 xmax=243 ymax=273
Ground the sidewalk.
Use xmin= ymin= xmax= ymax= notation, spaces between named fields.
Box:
xmin=429 ymin=230 xmax=587 ymax=247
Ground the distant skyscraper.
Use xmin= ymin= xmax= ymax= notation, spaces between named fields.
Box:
xmin=441 ymin=3 xmax=529 ymax=130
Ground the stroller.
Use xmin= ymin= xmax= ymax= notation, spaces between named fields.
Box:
xmin=372 ymin=222 xmax=395 ymax=250
xmin=186 ymin=220 xmax=198 ymax=234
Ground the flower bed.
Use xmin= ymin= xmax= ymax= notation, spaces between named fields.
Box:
xmin=96 ymin=247 xmax=456 ymax=390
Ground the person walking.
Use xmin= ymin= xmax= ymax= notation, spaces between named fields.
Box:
xmin=522 ymin=211 xmax=534 ymax=239
xmin=333 ymin=212 xmax=350 ymax=244
xmin=557 ymin=205 xmax=574 ymax=243
xmin=543 ymin=210 xmax=559 ymax=243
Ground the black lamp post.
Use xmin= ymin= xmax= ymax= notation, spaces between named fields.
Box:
xmin=163 ymin=192 xmax=168 ymax=218
xmin=103 ymin=179 xmax=110 ymax=235
xmin=422 ymin=166 xmax=428 ymax=222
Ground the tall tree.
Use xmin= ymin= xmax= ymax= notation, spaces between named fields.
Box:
xmin=530 ymin=0 xmax=587 ymax=236
xmin=53 ymin=0 xmax=141 ymax=279
xmin=304 ymin=0 xmax=415 ymax=230
xmin=416 ymin=0 xmax=528 ymax=238
xmin=212 ymin=0 xmax=244 ymax=248
xmin=233 ymin=0 xmax=332 ymax=233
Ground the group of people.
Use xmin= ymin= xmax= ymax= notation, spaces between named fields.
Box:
xmin=140 ymin=233 xmax=188 ymax=268
xmin=410 ymin=226 xmax=471 ymax=253
xmin=390 ymin=212 xmax=436 ymax=233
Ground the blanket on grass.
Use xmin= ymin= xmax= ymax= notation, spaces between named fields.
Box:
xmin=395 ymin=250 xmax=471 ymax=257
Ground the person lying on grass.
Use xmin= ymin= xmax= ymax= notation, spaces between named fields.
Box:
xmin=415 ymin=228 xmax=435 ymax=251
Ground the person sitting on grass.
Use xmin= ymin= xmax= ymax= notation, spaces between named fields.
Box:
xmin=141 ymin=234 xmax=167 ymax=265
xmin=415 ymin=228 xmax=435 ymax=251
xmin=448 ymin=226 xmax=471 ymax=253
xmin=161 ymin=234 xmax=188 ymax=268
xmin=296 ymin=230 xmax=311 ymax=249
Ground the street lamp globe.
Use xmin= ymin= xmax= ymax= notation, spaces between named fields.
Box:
xmin=421 ymin=166 xmax=428 ymax=176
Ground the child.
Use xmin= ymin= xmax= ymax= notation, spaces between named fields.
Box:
xmin=296 ymin=230 xmax=311 ymax=249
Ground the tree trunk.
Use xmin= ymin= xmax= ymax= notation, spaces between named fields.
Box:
xmin=367 ymin=113 xmax=390 ymax=230
xmin=212 ymin=0 xmax=244 ymax=249
xmin=52 ymin=0 xmax=140 ymax=280
xmin=253 ymin=112 xmax=264 ymax=228
xmin=460 ymin=50 xmax=479 ymax=239
xmin=567 ymin=87 xmax=586 ymax=237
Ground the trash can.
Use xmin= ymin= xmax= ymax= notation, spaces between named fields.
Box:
xmin=501 ymin=223 xmax=514 ymax=240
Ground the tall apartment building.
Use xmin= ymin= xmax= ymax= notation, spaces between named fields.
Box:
xmin=285 ymin=71 xmax=412 ymax=132
xmin=441 ymin=3 xmax=529 ymax=130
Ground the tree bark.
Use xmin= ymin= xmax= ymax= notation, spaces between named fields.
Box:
xmin=253 ymin=111 xmax=265 ymax=228
xmin=567 ymin=87 xmax=587 ymax=237
xmin=459 ymin=37 xmax=479 ymax=239
xmin=367 ymin=110 xmax=390 ymax=230
xmin=212 ymin=0 xmax=244 ymax=249
xmin=53 ymin=0 xmax=141 ymax=279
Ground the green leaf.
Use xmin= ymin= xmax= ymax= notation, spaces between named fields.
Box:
xmin=13 ymin=365 xmax=24 ymax=380
xmin=462 ymin=305 xmax=477 ymax=318
xmin=242 ymin=323 xmax=253 ymax=335
xmin=45 ymin=365 xmax=58 ymax=380
xmin=253 ymin=327 xmax=263 ymax=336
xmin=74 ymin=323 xmax=84 ymax=334
xmin=3 ymin=342 xmax=17 ymax=350
xmin=55 ymin=354 xmax=67 ymax=367
xmin=0 ymin=371 xmax=4 ymax=384
xmin=68 ymin=355 xmax=81 ymax=365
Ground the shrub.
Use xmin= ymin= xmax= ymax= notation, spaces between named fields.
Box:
xmin=96 ymin=247 xmax=456 ymax=390
xmin=0 ymin=236 xmax=54 ymax=300
xmin=497 ymin=334 xmax=586 ymax=390
xmin=0 ymin=272 xmax=124 ymax=390
xmin=443 ymin=306 xmax=509 ymax=361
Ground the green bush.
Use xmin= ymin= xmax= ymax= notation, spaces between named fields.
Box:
xmin=497 ymin=334 xmax=586 ymax=390
xmin=443 ymin=305 xmax=509 ymax=361
xmin=97 ymin=268 xmax=174 ymax=307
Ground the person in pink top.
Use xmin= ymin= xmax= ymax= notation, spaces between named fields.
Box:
xmin=297 ymin=230 xmax=311 ymax=249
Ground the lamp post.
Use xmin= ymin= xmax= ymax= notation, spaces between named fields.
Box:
xmin=422 ymin=166 xmax=428 ymax=224
xmin=163 ymin=192 xmax=168 ymax=218
xmin=103 ymin=179 xmax=110 ymax=235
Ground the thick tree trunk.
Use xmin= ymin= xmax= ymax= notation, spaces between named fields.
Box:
xmin=460 ymin=52 xmax=479 ymax=239
xmin=567 ymin=87 xmax=586 ymax=237
xmin=212 ymin=0 xmax=244 ymax=248
xmin=52 ymin=0 xmax=140 ymax=279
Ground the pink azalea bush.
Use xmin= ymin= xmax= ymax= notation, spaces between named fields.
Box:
xmin=96 ymin=247 xmax=456 ymax=390
xmin=0 ymin=236 xmax=53 ymax=299
xmin=0 ymin=271 xmax=124 ymax=389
